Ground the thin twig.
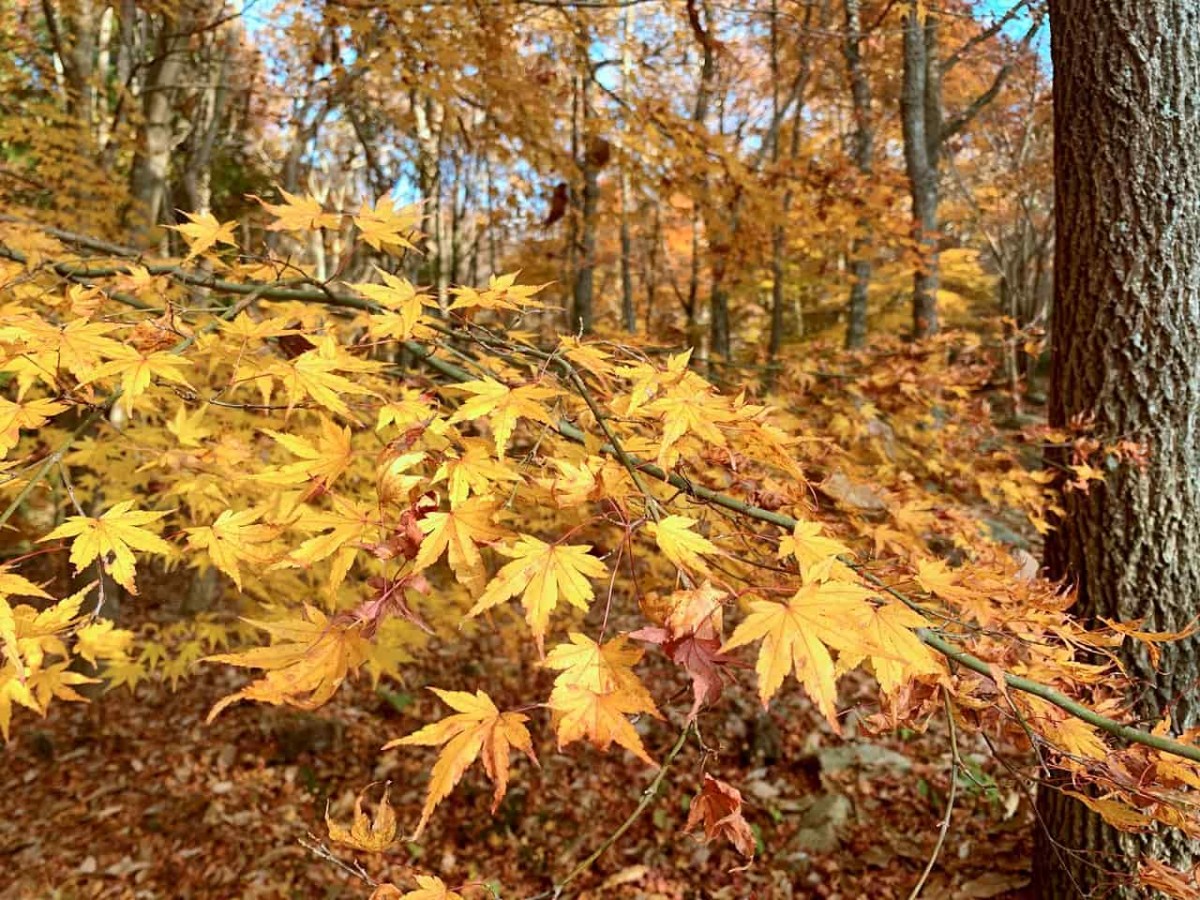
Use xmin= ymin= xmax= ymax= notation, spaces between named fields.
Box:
xmin=528 ymin=724 xmax=692 ymax=900
xmin=908 ymin=693 xmax=960 ymax=900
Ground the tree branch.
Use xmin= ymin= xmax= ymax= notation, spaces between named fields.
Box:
xmin=6 ymin=224 xmax=1200 ymax=767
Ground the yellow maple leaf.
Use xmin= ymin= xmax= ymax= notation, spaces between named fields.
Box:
xmin=353 ymin=269 xmax=435 ymax=341
xmin=1019 ymin=695 xmax=1110 ymax=760
xmin=205 ymin=605 xmax=369 ymax=719
xmin=0 ymin=667 xmax=40 ymax=740
xmin=326 ymin=784 xmax=398 ymax=852
xmin=0 ymin=564 xmax=53 ymax=602
xmin=0 ymin=397 xmax=67 ymax=458
xmin=537 ymin=456 xmax=601 ymax=508
xmin=81 ymin=347 xmax=194 ymax=413
xmin=915 ymin=559 xmax=974 ymax=602
xmin=468 ymin=536 xmax=607 ymax=652
xmin=354 ymin=196 xmax=422 ymax=254
xmin=432 ymin=438 xmax=521 ymax=507
xmin=397 ymin=875 xmax=463 ymax=900
xmin=384 ymin=688 xmax=536 ymax=838
xmin=268 ymin=336 xmax=380 ymax=420
xmin=18 ymin=318 xmax=127 ymax=381
xmin=255 ymin=189 xmax=341 ymax=231
xmin=721 ymin=574 xmax=878 ymax=730
xmin=778 ymin=520 xmax=853 ymax=581
xmin=75 ymin=620 xmax=134 ymax=664
xmin=448 ymin=271 xmax=547 ymax=313
xmin=39 ymin=500 xmax=174 ymax=595
xmin=413 ymin=497 xmax=507 ymax=591
xmin=615 ymin=349 xmax=692 ymax=418
xmin=547 ymin=681 xmax=659 ymax=766
xmin=543 ymin=633 xmax=659 ymax=763
xmin=167 ymin=403 xmax=213 ymax=447
xmin=647 ymin=515 xmax=718 ymax=573
xmin=836 ymin=600 xmax=942 ymax=696
xmin=256 ymin=418 xmax=356 ymax=489
xmin=169 ymin=210 xmax=237 ymax=260
xmin=446 ymin=378 xmax=558 ymax=456
xmin=28 ymin=659 xmax=98 ymax=707
xmin=557 ymin=336 xmax=614 ymax=378
xmin=642 ymin=382 xmax=738 ymax=468
xmin=185 ymin=508 xmax=279 ymax=590
xmin=278 ymin=497 xmax=376 ymax=594
xmin=4 ymin=584 xmax=88 ymax=672
xmin=544 ymin=633 xmax=658 ymax=704
xmin=1062 ymin=791 xmax=1153 ymax=830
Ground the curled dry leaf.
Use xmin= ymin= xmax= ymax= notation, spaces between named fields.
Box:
xmin=326 ymin=783 xmax=397 ymax=852
xmin=685 ymin=774 xmax=756 ymax=862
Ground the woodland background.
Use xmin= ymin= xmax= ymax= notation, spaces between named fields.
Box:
xmin=2 ymin=1 xmax=1196 ymax=899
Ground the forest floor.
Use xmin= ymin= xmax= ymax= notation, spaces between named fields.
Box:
xmin=0 ymin=629 xmax=1036 ymax=900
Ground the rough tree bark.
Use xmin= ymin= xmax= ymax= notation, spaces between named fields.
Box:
xmin=1036 ymin=3 xmax=1200 ymax=897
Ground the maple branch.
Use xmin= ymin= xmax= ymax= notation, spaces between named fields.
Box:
xmin=530 ymin=723 xmax=693 ymax=900
xmin=298 ymin=835 xmax=378 ymax=887
xmin=8 ymin=227 xmax=1200 ymax=768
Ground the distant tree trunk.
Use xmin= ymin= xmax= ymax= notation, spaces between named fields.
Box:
xmin=768 ymin=225 xmax=786 ymax=364
xmin=900 ymin=1 xmax=940 ymax=338
xmin=1035 ymin=3 xmax=1200 ymax=897
xmin=619 ymin=184 xmax=635 ymax=333
xmin=181 ymin=1 xmax=241 ymax=216
xmin=573 ymin=142 xmax=599 ymax=334
xmin=685 ymin=0 xmax=716 ymax=366
xmin=413 ymin=92 xmax=447 ymax=309
xmin=765 ymin=0 xmax=824 ymax=373
xmin=619 ymin=7 xmax=637 ymax=334
xmin=644 ymin=203 xmax=660 ymax=335
xmin=842 ymin=0 xmax=874 ymax=349
xmin=128 ymin=8 xmax=195 ymax=242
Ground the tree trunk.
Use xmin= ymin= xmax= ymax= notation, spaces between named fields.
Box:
xmin=573 ymin=154 xmax=599 ymax=334
xmin=619 ymin=6 xmax=637 ymax=334
xmin=842 ymin=0 xmax=874 ymax=349
xmin=619 ymin=182 xmax=635 ymax=333
xmin=1035 ymin=3 xmax=1200 ymax=896
xmin=181 ymin=1 xmax=241 ymax=216
xmin=413 ymin=93 xmax=447 ymax=309
xmin=128 ymin=8 xmax=194 ymax=242
xmin=901 ymin=2 xmax=940 ymax=338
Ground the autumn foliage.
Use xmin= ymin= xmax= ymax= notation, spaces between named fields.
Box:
xmin=1 ymin=0 xmax=1198 ymax=898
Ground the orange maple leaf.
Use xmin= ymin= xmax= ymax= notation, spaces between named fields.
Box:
xmin=544 ymin=633 xmax=660 ymax=764
xmin=384 ymin=688 xmax=537 ymax=838
xmin=721 ymin=573 xmax=878 ymax=730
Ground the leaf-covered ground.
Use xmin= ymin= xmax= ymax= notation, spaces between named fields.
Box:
xmin=1 ymin=622 xmax=1034 ymax=900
